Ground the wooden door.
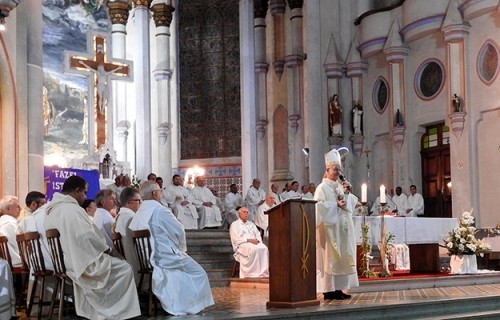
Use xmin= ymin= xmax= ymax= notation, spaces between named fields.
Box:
xmin=420 ymin=124 xmax=452 ymax=217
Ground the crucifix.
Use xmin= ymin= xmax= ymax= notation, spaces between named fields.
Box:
xmin=64 ymin=31 xmax=133 ymax=152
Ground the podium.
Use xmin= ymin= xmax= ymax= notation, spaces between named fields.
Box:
xmin=265 ymin=199 xmax=320 ymax=308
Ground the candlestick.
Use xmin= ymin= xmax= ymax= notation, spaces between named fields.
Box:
xmin=380 ymin=185 xmax=386 ymax=203
xmin=361 ymin=183 xmax=367 ymax=203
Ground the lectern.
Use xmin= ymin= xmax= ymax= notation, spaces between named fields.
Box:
xmin=265 ymin=198 xmax=320 ymax=308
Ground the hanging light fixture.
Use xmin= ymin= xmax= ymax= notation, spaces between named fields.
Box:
xmin=0 ymin=0 xmax=21 ymax=32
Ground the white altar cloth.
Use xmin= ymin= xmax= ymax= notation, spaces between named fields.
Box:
xmin=353 ymin=217 xmax=459 ymax=245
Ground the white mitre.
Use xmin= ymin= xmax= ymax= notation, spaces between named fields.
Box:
xmin=324 ymin=147 xmax=349 ymax=168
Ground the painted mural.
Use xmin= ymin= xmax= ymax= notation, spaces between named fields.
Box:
xmin=42 ymin=0 xmax=109 ymax=166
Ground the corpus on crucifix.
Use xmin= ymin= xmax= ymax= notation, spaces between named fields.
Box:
xmin=64 ymin=31 xmax=132 ymax=152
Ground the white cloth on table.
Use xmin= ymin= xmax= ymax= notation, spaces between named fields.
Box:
xmin=229 ymin=219 xmax=269 ymax=278
xmin=390 ymin=244 xmax=410 ymax=270
xmin=114 ymin=207 xmax=141 ymax=285
xmin=45 ymin=193 xmax=140 ymax=320
xmin=244 ymin=186 xmax=266 ymax=222
xmin=190 ymin=186 xmax=222 ymax=229
xmin=165 ymin=184 xmax=199 ymax=230
xmin=129 ymin=200 xmax=214 ymax=316
xmin=315 ymin=178 xmax=359 ymax=293
xmin=93 ymin=208 xmax=115 ymax=247
xmin=0 ymin=259 xmax=15 ymax=319
xmin=0 ymin=215 xmax=22 ymax=268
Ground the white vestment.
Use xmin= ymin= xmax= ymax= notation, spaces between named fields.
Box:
xmin=254 ymin=202 xmax=272 ymax=236
xmin=165 ymin=184 xmax=199 ymax=230
xmin=286 ymin=190 xmax=302 ymax=199
xmin=0 ymin=259 xmax=15 ymax=319
xmin=229 ymin=219 xmax=269 ymax=278
xmin=44 ymin=193 xmax=140 ymax=320
xmin=224 ymin=192 xmax=244 ymax=225
xmin=303 ymin=192 xmax=314 ymax=200
xmin=272 ymin=192 xmax=282 ymax=205
xmin=392 ymin=194 xmax=409 ymax=216
xmin=129 ymin=200 xmax=214 ymax=316
xmin=190 ymin=186 xmax=222 ymax=229
xmin=244 ymin=186 xmax=266 ymax=222
xmin=315 ymin=178 xmax=359 ymax=293
xmin=0 ymin=215 xmax=21 ymax=267
xmin=407 ymin=193 xmax=425 ymax=217
xmin=114 ymin=207 xmax=140 ymax=285
xmin=93 ymin=208 xmax=115 ymax=247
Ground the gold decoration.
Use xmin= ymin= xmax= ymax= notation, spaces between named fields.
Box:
xmin=300 ymin=204 xmax=310 ymax=279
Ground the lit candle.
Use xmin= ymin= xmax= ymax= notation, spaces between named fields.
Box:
xmin=380 ymin=185 xmax=386 ymax=203
xmin=361 ymin=183 xmax=367 ymax=203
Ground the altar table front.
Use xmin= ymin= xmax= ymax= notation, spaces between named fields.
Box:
xmin=353 ymin=217 xmax=459 ymax=273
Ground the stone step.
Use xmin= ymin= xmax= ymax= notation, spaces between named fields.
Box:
xmin=186 ymin=230 xmax=230 ymax=239
xmin=421 ymin=310 xmax=500 ymax=320
xmin=188 ymin=245 xmax=234 ymax=254
xmin=188 ymin=252 xmax=234 ymax=261
xmin=187 ymin=238 xmax=232 ymax=247
xmin=197 ymin=259 xmax=234 ymax=269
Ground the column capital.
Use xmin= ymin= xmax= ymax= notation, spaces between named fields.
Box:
xmin=287 ymin=0 xmax=303 ymax=10
xmin=254 ymin=0 xmax=268 ymax=19
xmin=151 ymin=2 xmax=175 ymax=28
xmin=270 ymin=0 xmax=286 ymax=15
xmin=442 ymin=24 xmax=470 ymax=43
xmin=131 ymin=0 xmax=151 ymax=8
xmin=107 ymin=1 xmax=131 ymax=25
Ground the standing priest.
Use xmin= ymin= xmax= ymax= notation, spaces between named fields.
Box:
xmin=314 ymin=148 xmax=359 ymax=301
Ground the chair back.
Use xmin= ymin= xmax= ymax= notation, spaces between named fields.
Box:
xmin=130 ymin=229 xmax=153 ymax=272
xmin=0 ymin=235 xmax=13 ymax=269
xmin=23 ymin=232 xmax=50 ymax=275
xmin=112 ymin=232 xmax=125 ymax=259
xmin=15 ymin=233 xmax=30 ymax=273
xmin=45 ymin=229 xmax=67 ymax=276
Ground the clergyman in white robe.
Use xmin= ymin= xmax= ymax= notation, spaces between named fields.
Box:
xmin=315 ymin=149 xmax=358 ymax=299
xmin=45 ymin=183 xmax=140 ymax=320
xmin=129 ymin=181 xmax=214 ymax=316
xmin=165 ymin=179 xmax=199 ymax=230
xmin=190 ymin=177 xmax=222 ymax=229
xmin=224 ymin=184 xmax=244 ymax=227
xmin=229 ymin=207 xmax=269 ymax=279
xmin=0 ymin=259 xmax=15 ymax=319
xmin=244 ymin=178 xmax=266 ymax=222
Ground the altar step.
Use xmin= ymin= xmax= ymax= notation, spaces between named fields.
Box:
xmin=186 ymin=229 xmax=234 ymax=287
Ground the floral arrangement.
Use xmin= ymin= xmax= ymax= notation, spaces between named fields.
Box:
xmin=131 ymin=175 xmax=141 ymax=190
xmin=360 ymin=224 xmax=377 ymax=278
xmin=442 ymin=210 xmax=491 ymax=257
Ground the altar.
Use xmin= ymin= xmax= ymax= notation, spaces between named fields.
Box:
xmin=353 ymin=217 xmax=459 ymax=273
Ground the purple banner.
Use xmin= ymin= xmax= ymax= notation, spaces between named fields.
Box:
xmin=44 ymin=167 xmax=100 ymax=201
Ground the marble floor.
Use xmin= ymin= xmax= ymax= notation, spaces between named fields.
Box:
xmin=18 ymin=279 xmax=500 ymax=319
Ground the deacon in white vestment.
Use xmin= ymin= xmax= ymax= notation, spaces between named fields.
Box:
xmin=392 ymin=186 xmax=408 ymax=216
xmin=244 ymin=178 xmax=266 ymax=222
xmin=93 ymin=189 xmax=117 ymax=247
xmin=129 ymin=181 xmax=214 ymax=316
xmin=44 ymin=176 xmax=140 ymax=320
xmin=270 ymin=183 xmax=282 ymax=205
xmin=165 ymin=175 xmax=199 ymax=230
xmin=229 ymin=207 xmax=269 ymax=278
xmin=114 ymin=187 xmax=142 ymax=285
xmin=0 ymin=196 xmax=22 ymax=267
xmin=190 ymin=176 xmax=222 ymax=229
xmin=315 ymin=149 xmax=358 ymax=300
xmin=406 ymin=185 xmax=425 ymax=217
xmin=254 ymin=194 xmax=275 ymax=238
xmin=224 ymin=184 xmax=244 ymax=227
xmin=286 ymin=181 xmax=302 ymax=199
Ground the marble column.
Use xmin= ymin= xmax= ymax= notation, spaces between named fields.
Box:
xmin=131 ymin=0 xmax=152 ymax=179
xmin=285 ymin=0 xmax=305 ymax=184
xmin=442 ymin=1 xmax=472 ymax=219
xmin=240 ymin=0 xmax=257 ymax=195
xmin=151 ymin=1 xmax=174 ymax=180
xmin=108 ymin=0 xmax=130 ymax=163
xmin=254 ymin=0 xmax=269 ymax=190
xmin=25 ymin=0 xmax=44 ymax=191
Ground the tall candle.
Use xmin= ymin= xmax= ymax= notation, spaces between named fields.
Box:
xmin=361 ymin=183 xmax=367 ymax=203
xmin=380 ymin=185 xmax=386 ymax=203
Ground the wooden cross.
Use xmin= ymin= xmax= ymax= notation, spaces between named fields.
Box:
xmin=64 ymin=31 xmax=132 ymax=152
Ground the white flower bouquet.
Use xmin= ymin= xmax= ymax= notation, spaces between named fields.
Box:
xmin=442 ymin=210 xmax=491 ymax=257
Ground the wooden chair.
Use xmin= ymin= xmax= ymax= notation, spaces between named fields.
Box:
xmin=112 ymin=232 xmax=125 ymax=258
xmin=130 ymin=229 xmax=157 ymax=316
xmin=231 ymin=260 xmax=240 ymax=278
xmin=22 ymin=232 xmax=54 ymax=319
xmin=1 ymin=235 xmax=29 ymax=310
xmin=46 ymin=229 xmax=73 ymax=320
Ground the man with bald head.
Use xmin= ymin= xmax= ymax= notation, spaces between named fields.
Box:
xmin=254 ymin=193 xmax=275 ymax=239
xmin=244 ymin=178 xmax=266 ymax=222
xmin=230 ymin=207 xmax=269 ymax=278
